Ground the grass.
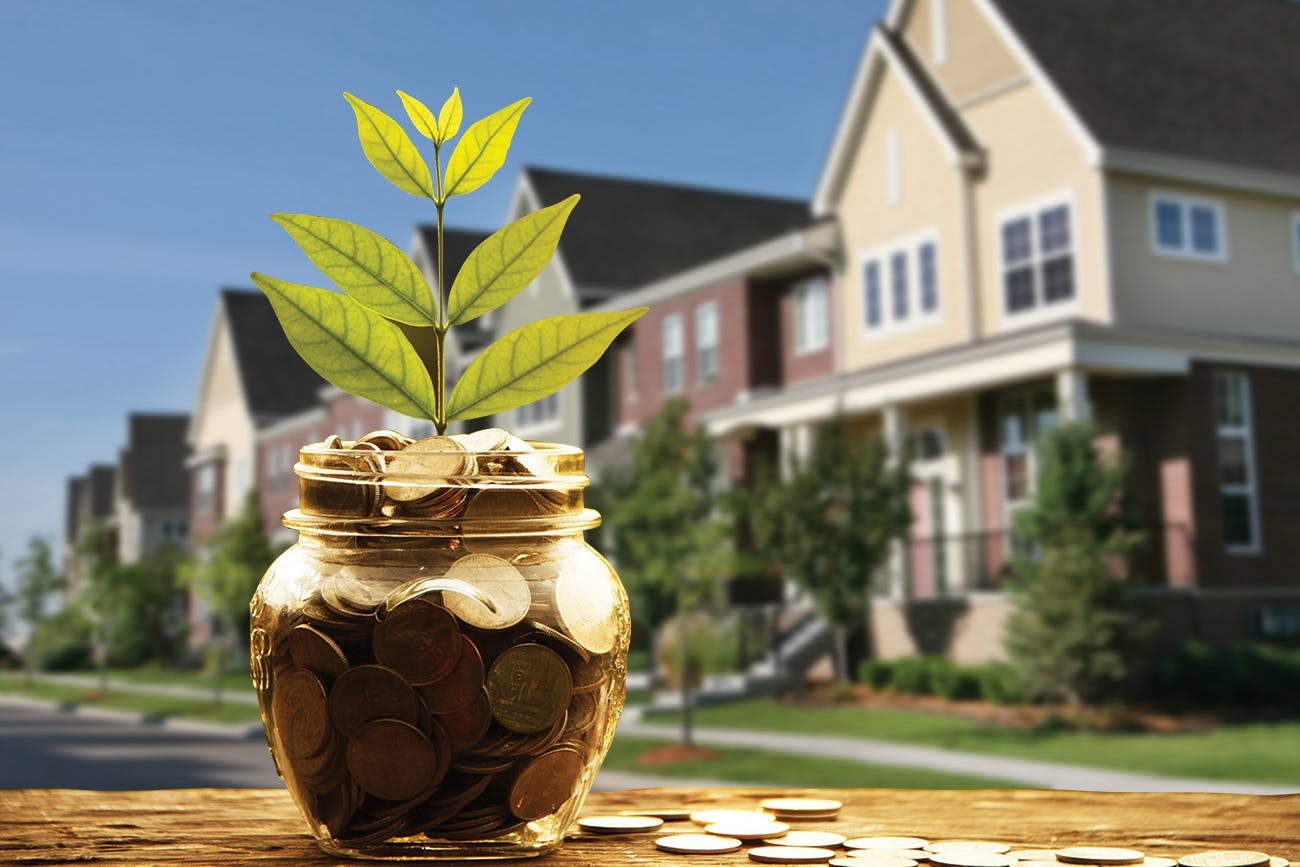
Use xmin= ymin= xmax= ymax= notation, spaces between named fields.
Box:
xmin=646 ymin=698 xmax=1300 ymax=786
xmin=0 ymin=675 xmax=263 ymax=725
xmin=605 ymin=734 xmax=1024 ymax=789
xmin=104 ymin=667 xmax=256 ymax=694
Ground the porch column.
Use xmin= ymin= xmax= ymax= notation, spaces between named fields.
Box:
xmin=1056 ymin=367 xmax=1092 ymax=423
xmin=779 ymin=423 xmax=813 ymax=476
xmin=882 ymin=404 xmax=909 ymax=601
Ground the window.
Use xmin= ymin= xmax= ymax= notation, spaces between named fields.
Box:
xmin=661 ymin=313 xmax=684 ymax=394
xmin=517 ymin=392 xmax=560 ymax=430
xmin=793 ymin=276 xmax=829 ymax=354
xmin=622 ymin=343 xmax=637 ymax=403
xmin=862 ymin=233 xmax=941 ymax=334
xmin=695 ymin=302 xmax=719 ymax=385
xmin=195 ymin=463 xmax=215 ymax=511
xmin=998 ymin=388 xmax=1058 ymax=514
xmin=910 ymin=426 xmax=946 ymax=461
xmin=1214 ymin=370 xmax=1260 ymax=553
xmin=1000 ymin=201 xmax=1074 ymax=316
xmin=1150 ymin=192 xmax=1227 ymax=261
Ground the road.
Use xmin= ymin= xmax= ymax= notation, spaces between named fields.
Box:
xmin=0 ymin=700 xmax=704 ymax=792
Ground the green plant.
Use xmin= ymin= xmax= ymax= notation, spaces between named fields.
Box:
xmin=857 ymin=658 xmax=894 ymax=691
xmin=656 ymin=613 xmax=740 ymax=691
xmin=932 ymin=659 xmax=981 ymax=701
xmin=973 ymin=662 xmax=1026 ymax=706
xmin=31 ymin=606 xmax=94 ymax=672
xmin=892 ymin=656 xmax=937 ymax=695
xmin=253 ymin=88 xmax=644 ymax=435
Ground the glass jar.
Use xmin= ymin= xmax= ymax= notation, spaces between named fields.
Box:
xmin=249 ymin=431 xmax=629 ymax=860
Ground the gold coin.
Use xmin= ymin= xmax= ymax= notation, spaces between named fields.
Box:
xmin=927 ymin=853 xmax=1016 ymax=867
xmin=418 ymin=634 xmax=484 ymax=714
xmin=345 ymin=718 xmax=442 ymax=803
xmin=749 ymin=845 xmax=839 ymax=863
xmin=690 ymin=808 xmax=777 ymax=826
xmin=508 ymin=745 xmax=586 ymax=820
xmin=486 ymin=642 xmax=572 ymax=733
xmin=706 ymin=820 xmax=791 ymax=840
xmin=578 ymin=815 xmax=665 ymax=834
xmin=1269 ymin=859 xmax=1289 ymax=867
xmin=384 ymin=436 xmax=468 ymax=502
xmin=327 ymin=664 xmax=420 ymax=736
xmin=441 ymin=553 xmax=531 ymax=630
xmin=1179 ymin=854 xmax=1272 ymax=867
xmin=656 ymin=834 xmax=744 ymax=855
xmin=455 ymin=427 xmax=511 ymax=453
xmin=852 ymin=840 xmax=932 ymax=852
xmin=355 ymin=429 xmax=414 ymax=450
xmin=374 ymin=598 xmax=462 ymax=686
xmin=280 ymin=624 xmax=350 ymax=681
xmin=850 ymin=851 xmax=931 ymax=863
xmin=620 ymin=807 xmax=693 ymax=821
xmin=1009 ymin=853 xmax=1062 ymax=862
xmin=554 ymin=555 xmax=619 ymax=654
xmin=1058 ymin=850 xmax=1146 ymax=866
xmin=927 ymin=843 xmax=1013 ymax=855
xmin=767 ymin=831 xmax=847 ymax=848
xmin=272 ymin=668 xmax=332 ymax=759
xmin=842 ymin=857 xmax=919 ymax=867
xmin=760 ymin=797 xmax=843 ymax=814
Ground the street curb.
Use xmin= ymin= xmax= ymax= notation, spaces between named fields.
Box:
xmin=0 ymin=693 xmax=265 ymax=740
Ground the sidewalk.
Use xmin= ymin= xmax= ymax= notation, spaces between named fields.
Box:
xmin=615 ymin=718 xmax=1294 ymax=795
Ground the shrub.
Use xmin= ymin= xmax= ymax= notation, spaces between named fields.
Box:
xmin=857 ymin=658 xmax=894 ymax=691
xmin=892 ymin=656 xmax=937 ymax=695
xmin=31 ymin=607 xmax=94 ymax=672
xmin=974 ymin=662 xmax=1026 ymax=705
xmin=1152 ymin=641 xmax=1300 ymax=710
xmin=932 ymin=660 xmax=982 ymax=701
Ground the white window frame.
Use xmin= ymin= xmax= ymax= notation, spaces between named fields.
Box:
xmin=695 ymin=301 xmax=719 ymax=386
xmin=792 ymin=276 xmax=829 ymax=355
xmin=996 ymin=191 xmax=1080 ymax=329
xmin=1214 ymin=370 xmax=1261 ymax=555
xmin=515 ymin=391 xmax=561 ymax=436
xmin=661 ymin=313 xmax=684 ymax=395
xmin=1148 ymin=190 xmax=1229 ymax=263
xmin=859 ymin=228 xmax=942 ymax=338
xmin=1291 ymin=211 xmax=1300 ymax=275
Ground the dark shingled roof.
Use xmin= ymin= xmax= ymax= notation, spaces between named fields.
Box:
xmin=220 ymin=289 xmax=324 ymax=425
xmin=65 ymin=476 xmax=86 ymax=545
xmin=992 ymin=0 xmax=1300 ymax=175
xmin=120 ymin=413 xmax=190 ymax=510
xmin=525 ymin=166 xmax=813 ymax=294
xmin=87 ymin=464 xmax=116 ymax=521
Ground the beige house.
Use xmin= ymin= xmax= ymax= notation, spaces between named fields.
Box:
xmin=706 ymin=0 xmax=1300 ymax=660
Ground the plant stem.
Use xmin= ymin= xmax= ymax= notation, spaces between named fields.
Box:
xmin=433 ymin=143 xmax=448 ymax=434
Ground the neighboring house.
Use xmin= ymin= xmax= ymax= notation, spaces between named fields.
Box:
xmin=489 ymin=165 xmax=814 ymax=472
xmin=704 ymin=0 xmax=1300 ymax=660
xmin=62 ymin=464 xmax=116 ymax=597
xmin=114 ymin=413 xmax=191 ymax=565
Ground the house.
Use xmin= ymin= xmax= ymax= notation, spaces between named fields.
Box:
xmin=113 ymin=412 xmax=191 ymax=565
xmin=485 ymin=165 xmax=816 ymax=473
xmin=697 ymin=0 xmax=1300 ymax=660
xmin=62 ymin=464 xmax=116 ymax=597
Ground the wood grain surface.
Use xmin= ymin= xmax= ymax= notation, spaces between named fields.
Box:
xmin=1 ymin=787 xmax=1296 ymax=865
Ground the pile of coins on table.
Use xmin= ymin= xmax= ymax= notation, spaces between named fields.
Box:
xmin=255 ymin=429 xmax=626 ymax=848
xmin=573 ymin=798 xmax=1293 ymax=866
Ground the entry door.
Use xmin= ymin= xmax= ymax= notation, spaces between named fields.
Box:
xmin=908 ymin=453 xmax=962 ymax=597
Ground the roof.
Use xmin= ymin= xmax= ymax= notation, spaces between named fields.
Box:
xmin=120 ymin=413 xmax=190 ymax=510
xmin=65 ymin=476 xmax=86 ymax=544
xmin=220 ymin=289 xmax=324 ymax=425
xmin=87 ymin=464 xmax=116 ymax=521
xmin=880 ymin=28 xmax=979 ymax=157
xmin=525 ymin=166 xmax=813 ymax=294
xmin=991 ymin=0 xmax=1300 ymax=176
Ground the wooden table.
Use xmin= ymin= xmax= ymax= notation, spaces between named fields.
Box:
xmin=2 ymin=787 xmax=1296 ymax=865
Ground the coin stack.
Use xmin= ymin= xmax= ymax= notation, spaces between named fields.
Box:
xmin=253 ymin=429 xmax=627 ymax=850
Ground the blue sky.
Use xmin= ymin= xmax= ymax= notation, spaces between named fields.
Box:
xmin=0 ymin=0 xmax=885 ymax=581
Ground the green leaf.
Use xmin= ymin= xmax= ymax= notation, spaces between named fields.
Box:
xmin=251 ymin=273 xmax=437 ymax=419
xmin=344 ymin=92 xmax=435 ymax=199
xmin=396 ymin=90 xmax=438 ymax=141
xmin=443 ymin=97 xmax=529 ymax=198
xmin=447 ymin=308 xmax=647 ymax=421
xmin=437 ymin=87 xmax=462 ymax=144
xmin=271 ymin=214 xmax=437 ymax=326
xmin=448 ymin=194 xmax=579 ymax=326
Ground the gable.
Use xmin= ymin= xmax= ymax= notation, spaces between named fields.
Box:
xmin=897 ymin=0 xmax=1023 ymax=105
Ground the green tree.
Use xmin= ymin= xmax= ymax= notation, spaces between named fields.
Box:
xmin=13 ymin=535 xmax=64 ymax=685
xmin=750 ymin=417 xmax=911 ymax=683
xmin=601 ymin=398 xmax=733 ymax=746
xmin=75 ymin=519 xmax=118 ymax=690
xmin=1003 ymin=422 xmax=1147 ymax=707
xmin=186 ymin=490 xmax=274 ymax=706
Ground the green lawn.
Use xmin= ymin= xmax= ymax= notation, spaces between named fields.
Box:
xmin=606 ymin=735 xmax=1023 ymax=789
xmin=0 ymin=675 xmax=263 ymax=725
xmin=646 ymin=699 xmax=1300 ymax=786
xmin=105 ymin=667 xmax=256 ymax=694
